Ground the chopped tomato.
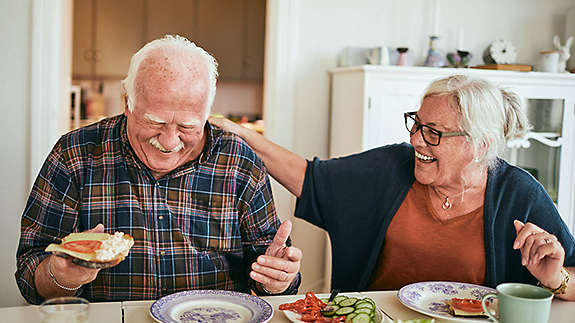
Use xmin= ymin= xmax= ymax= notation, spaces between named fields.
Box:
xmin=451 ymin=298 xmax=484 ymax=313
xmin=280 ymin=292 xmax=348 ymax=322
xmin=61 ymin=240 xmax=102 ymax=253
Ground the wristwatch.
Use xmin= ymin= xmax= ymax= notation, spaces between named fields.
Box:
xmin=538 ymin=267 xmax=570 ymax=295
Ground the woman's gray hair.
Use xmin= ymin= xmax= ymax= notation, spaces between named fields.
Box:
xmin=422 ymin=75 xmax=531 ymax=168
xmin=121 ymin=34 xmax=218 ymax=115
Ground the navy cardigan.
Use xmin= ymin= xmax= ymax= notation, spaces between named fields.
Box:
xmin=294 ymin=143 xmax=575 ymax=291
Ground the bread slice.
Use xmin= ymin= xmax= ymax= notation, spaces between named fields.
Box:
xmin=446 ymin=298 xmax=487 ymax=317
xmin=46 ymin=232 xmax=134 ymax=269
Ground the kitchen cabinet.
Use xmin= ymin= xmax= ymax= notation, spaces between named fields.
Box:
xmin=329 ymin=65 xmax=575 ymax=232
xmin=73 ymin=0 xmax=144 ymax=79
xmin=72 ymin=0 xmax=265 ymax=81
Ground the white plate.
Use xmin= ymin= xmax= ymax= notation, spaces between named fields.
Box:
xmin=281 ymin=294 xmax=384 ymax=323
xmin=149 ymin=290 xmax=273 ymax=323
xmin=397 ymin=281 xmax=496 ymax=322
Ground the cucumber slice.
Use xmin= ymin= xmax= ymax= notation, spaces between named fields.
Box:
xmin=320 ymin=304 xmax=340 ymax=316
xmin=363 ymin=297 xmax=376 ymax=306
xmin=354 ymin=307 xmax=374 ymax=317
xmin=355 ymin=301 xmax=375 ymax=310
xmin=333 ymin=295 xmax=348 ymax=304
xmin=351 ymin=313 xmax=371 ymax=323
xmin=346 ymin=313 xmax=357 ymax=321
xmin=339 ymin=297 xmax=358 ymax=307
xmin=334 ymin=306 xmax=355 ymax=315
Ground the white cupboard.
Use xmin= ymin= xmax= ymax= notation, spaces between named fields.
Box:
xmin=329 ymin=65 xmax=575 ymax=232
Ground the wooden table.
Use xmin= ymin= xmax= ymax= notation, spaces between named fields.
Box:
xmin=2 ymin=291 xmax=573 ymax=322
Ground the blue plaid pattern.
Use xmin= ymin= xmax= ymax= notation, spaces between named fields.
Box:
xmin=16 ymin=115 xmax=285 ymax=304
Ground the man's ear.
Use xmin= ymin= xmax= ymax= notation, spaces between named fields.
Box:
xmin=122 ymin=93 xmax=129 ymax=116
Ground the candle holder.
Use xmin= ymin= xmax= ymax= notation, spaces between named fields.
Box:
xmin=424 ymin=36 xmax=446 ymax=67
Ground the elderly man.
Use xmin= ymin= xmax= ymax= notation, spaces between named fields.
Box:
xmin=16 ymin=35 xmax=301 ymax=304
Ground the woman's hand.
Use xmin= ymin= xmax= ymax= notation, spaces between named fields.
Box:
xmin=513 ymin=220 xmax=565 ymax=289
xmin=208 ymin=116 xmax=248 ymax=136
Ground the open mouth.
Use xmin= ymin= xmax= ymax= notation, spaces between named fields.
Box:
xmin=415 ymin=151 xmax=437 ymax=163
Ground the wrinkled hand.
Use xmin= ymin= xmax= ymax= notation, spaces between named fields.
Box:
xmin=50 ymin=224 xmax=105 ymax=288
xmin=513 ymin=220 xmax=565 ymax=288
xmin=250 ymin=220 xmax=302 ymax=294
xmin=208 ymin=116 xmax=246 ymax=136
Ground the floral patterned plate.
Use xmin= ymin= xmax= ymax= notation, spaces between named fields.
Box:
xmin=149 ymin=290 xmax=273 ymax=323
xmin=397 ymin=282 xmax=496 ymax=322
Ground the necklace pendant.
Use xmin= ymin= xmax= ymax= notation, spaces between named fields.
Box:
xmin=442 ymin=197 xmax=452 ymax=210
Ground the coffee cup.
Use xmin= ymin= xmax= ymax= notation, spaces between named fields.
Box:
xmin=481 ymin=283 xmax=553 ymax=323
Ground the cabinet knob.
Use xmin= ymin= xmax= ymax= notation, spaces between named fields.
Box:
xmin=83 ymin=49 xmax=92 ymax=61
xmin=93 ymin=50 xmax=101 ymax=62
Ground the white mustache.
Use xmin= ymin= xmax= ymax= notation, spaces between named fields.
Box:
xmin=149 ymin=137 xmax=185 ymax=153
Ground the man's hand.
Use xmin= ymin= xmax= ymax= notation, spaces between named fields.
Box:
xmin=36 ymin=224 xmax=105 ymax=298
xmin=250 ymin=220 xmax=302 ymax=294
xmin=513 ymin=220 xmax=565 ymax=289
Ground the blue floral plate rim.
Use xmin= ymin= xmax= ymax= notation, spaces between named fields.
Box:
xmin=397 ymin=281 xmax=496 ymax=322
xmin=149 ymin=289 xmax=273 ymax=323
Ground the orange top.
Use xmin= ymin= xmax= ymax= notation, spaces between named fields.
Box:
xmin=368 ymin=180 xmax=485 ymax=290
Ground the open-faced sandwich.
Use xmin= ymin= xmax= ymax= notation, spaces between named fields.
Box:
xmin=446 ymin=298 xmax=487 ymax=317
xmin=45 ymin=232 xmax=134 ymax=269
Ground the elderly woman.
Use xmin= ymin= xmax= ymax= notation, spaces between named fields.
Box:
xmin=210 ymin=75 xmax=575 ymax=300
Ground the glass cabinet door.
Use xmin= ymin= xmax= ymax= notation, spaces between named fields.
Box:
xmin=503 ymin=99 xmax=564 ymax=203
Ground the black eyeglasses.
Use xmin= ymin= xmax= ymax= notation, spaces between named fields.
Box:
xmin=404 ymin=111 xmax=466 ymax=146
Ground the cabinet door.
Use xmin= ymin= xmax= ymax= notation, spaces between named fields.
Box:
xmin=72 ymin=0 xmax=94 ymax=77
xmin=95 ymin=0 xmax=144 ymax=77
xmin=243 ymin=0 xmax=266 ymax=81
xmin=145 ymin=0 xmax=196 ymax=43
xmin=196 ymin=0 xmax=244 ymax=80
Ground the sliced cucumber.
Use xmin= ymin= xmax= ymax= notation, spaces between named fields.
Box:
xmin=346 ymin=313 xmax=357 ymax=321
xmin=363 ymin=297 xmax=376 ymax=306
xmin=351 ymin=313 xmax=371 ymax=323
xmin=338 ymin=297 xmax=358 ymax=307
xmin=334 ymin=306 xmax=355 ymax=316
xmin=355 ymin=301 xmax=375 ymax=310
xmin=354 ymin=307 xmax=374 ymax=317
xmin=320 ymin=304 xmax=340 ymax=316
xmin=333 ymin=295 xmax=348 ymax=304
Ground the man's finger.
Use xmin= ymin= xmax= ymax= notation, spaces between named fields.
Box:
xmin=271 ymin=220 xmax=292 ymax=247
xmin=513 ymin=220 xmax=525 ymax=249
xmin=86 ymin=223 xmax=105 ymax=233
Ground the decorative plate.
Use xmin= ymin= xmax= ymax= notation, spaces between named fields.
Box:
xmin=149 ymin=290 xmax=273 ymax=323
xmin=397 ymin=282 xmax=496 ymax=322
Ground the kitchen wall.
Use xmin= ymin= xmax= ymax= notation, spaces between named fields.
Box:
xmin=1 ymin=0 xmax=575 ymax=308
xmin=0 ymin=0 xmax=33 ymax=307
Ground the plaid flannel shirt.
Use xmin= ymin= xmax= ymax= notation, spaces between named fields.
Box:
xmin=16 ymin=115 xmax=299 ymax=304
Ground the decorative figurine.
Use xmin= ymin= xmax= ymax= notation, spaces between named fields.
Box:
xmin=483 ymin=39 xmax=517 ymax=64
xmin=553 ymin=35 xmax=573 ymax=73
xmin=424 ymin=36 xmax=446 ymax=67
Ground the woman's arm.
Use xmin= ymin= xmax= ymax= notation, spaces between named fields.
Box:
xmin=209 ymin=117 xmax=307 ymax=197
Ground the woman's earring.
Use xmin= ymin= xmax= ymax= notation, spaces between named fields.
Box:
xmin=473 ymin=157 xmax=480 ymax=163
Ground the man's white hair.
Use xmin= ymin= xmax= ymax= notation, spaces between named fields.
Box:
xmin=121 ymin=35 xmax=218 ymax=115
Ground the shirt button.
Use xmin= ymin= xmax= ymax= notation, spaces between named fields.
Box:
xmin=160 ymin=251 xmax=166 ymax=256
xmin=158 ymin=215 xmax=164 ymax=220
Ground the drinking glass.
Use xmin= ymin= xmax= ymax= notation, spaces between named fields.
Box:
xmin=40 ymin=296 xmax=89 ymax=323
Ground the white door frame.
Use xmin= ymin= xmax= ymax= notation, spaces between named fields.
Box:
xmin=29 ymin=0 xmax=72 ymax=187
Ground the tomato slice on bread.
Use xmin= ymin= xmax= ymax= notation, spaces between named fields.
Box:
xmin=62 ymin=240 xmax=102 ymax=253
xmin=449 ymin=298 xmax=486 ymax=316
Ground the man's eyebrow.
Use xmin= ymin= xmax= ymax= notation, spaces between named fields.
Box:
xmin=144 ymin=113 xmax=166 ymax=123
xmin=180 ymin=119 xmax=202 ymax=127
